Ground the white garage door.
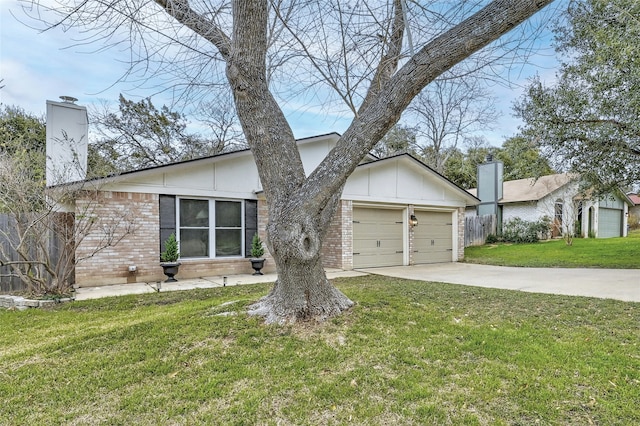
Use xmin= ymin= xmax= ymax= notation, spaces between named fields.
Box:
xmin=598 ymin=208 xmax=622 ymax=238
xmin=412 ymin=211 xmax=453 ymax=264
xmin=353 ymin=208 xmax=404 ymax=268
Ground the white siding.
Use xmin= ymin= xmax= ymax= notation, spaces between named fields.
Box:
xmin=343 ymin=157 xmax=470 ymax=208
xmin=502 ymin=202 xmax=540 ymax=223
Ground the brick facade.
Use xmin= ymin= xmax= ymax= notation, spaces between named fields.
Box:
xmin=75 ymin=191 xmax=161 ymax=286
xmin=321 ymin=200 xmax=353 ymax=269
xmin=408 ymin=205 xmax=416 ymax=266
xmin=75 ymin=191 xmax=464 ymax=286
xmin=456 ymin=207 xmax=465 ymax=260
xmin=75 ymin=191 xmax=274 ymax=287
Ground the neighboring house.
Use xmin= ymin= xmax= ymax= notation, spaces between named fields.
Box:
xmin=47 ymin=99 xmax=479 ymax=287
xmin=467 ymin=160 xmax=632 ymax=239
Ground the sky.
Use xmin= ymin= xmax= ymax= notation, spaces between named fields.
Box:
xmin=1 ymin=0 xmax=562 ymax=146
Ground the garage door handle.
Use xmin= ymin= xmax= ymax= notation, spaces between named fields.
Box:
xmin=396 ymin=251 xmax=403 ymax=253
xmin=353 ymin=252 xmax=360 ymax=255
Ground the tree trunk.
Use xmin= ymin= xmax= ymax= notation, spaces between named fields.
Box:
xmin=227 ymin=0 xmax=352 ymax=323
xmin=248 ymin=252 xmax=353 ymax=324
xmin=247 ymin=190 xmax=352 ymax=324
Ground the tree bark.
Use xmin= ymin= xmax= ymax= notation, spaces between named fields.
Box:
xmin=247 ymin=190 xmax=353 ymax=324
xmin=247 ymin=249 xmax=354 ymax=324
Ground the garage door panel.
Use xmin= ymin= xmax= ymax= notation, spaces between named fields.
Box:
xmin=413 ymin=211 xmax=453 ymax=264
xmin=353 ymin=208 xmax=404 ymax=268
xmin=417 ymin=228 xmax=451 ymax=238
xmin=598 ymin=208 xmax=622 ymax=238
xmin=414 ymin=237 xmax=452 ymax=251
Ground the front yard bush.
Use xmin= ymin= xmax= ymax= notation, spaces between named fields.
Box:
xmin=501 ymin=216 xmax=551 ymax=243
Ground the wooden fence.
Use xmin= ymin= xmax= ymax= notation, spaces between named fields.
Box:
xmin=0 ymin=214 xmax=25 ymax=293
xmin=465 ymin=214 xmax=497 ymax=247
xmin=0 ymin=213 xmax=72 ymax=294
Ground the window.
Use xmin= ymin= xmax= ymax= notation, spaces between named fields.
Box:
xmin=178 ymin=198 xmax=243 ymax=258
xmin=180 ymin=199 xmax=209 ymax=257
xmin=215 ymin=201 xmax=242 ymax=256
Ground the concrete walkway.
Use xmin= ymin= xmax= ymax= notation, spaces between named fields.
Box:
xmin=74 ymin=263 xmax=639 ymax=303
xmin=359 ymin=263 xmax=640 ymax=302
xmin=74 ymin=269 xmax=367 ymax=301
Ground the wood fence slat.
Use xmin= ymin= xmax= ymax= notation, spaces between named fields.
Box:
xmin=464 ymin=214 xmax=496 ymax=247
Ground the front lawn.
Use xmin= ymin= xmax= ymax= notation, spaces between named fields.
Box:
xmin=464 ymin=230 xmax=640 ymax=268
xmin=1 ymin=276 xmax=639 ymax=425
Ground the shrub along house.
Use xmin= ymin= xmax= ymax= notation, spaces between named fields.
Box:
xmin=47 ymin=99 xmax=479 ymax=288
xmin=467 ymin=159 xmax=632 ymax=238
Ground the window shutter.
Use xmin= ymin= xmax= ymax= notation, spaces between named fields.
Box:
xmin=244 ymin=200 xmax=258 ymax=257
xmin=159 ymin=195 xmax=176 ymax=256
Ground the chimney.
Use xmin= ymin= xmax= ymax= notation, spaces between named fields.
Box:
xmin=476 ymin=155 xmax=503 ymax=217
xmin=46 ymin=96 xmax=89 ymax=186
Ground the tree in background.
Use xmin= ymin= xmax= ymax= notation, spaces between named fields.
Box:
xmin=0 ymin=105 xmax=46 ymax=183
xmin=515 ymin=0 xmax=640 ymax=193
xmin=496 ymin=135 xmax=554 ymax=181
xmin=90 ymin=95 xmax=204 ymax=172
xmin=443 ymin=137 xmax=494 ymax=189
xmin=371 ymin=124 xmax=417 ymax=159
xmin=30 ymin=0 xmax=555 ymax=323
xmin=443 ymin=135 xmax=554 ymax=189
xmin=192 ymin=90 xmax=246 ymax=156
xmin=90 ymin=94 xmax=245 ymax=174
xmin=408 ymin=72 xmax=499 ymax=173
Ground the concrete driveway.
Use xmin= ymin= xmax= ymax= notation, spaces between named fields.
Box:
xmin=74 ymin=264 xmax=638 ymax=303
xmin=359 ymin=263 xmax=640 ymax=302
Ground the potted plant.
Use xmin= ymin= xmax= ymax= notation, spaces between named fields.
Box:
xmin=249 ymin=233 xmax=266 ymax=275
xmin=160 ymin=233 xmax=181 ymax=282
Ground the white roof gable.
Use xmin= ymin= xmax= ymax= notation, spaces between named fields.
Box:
xmin=71 ymin=134 xmax=478 ymax=207
xmin=346 ymin=155 xmax=479 ymax=207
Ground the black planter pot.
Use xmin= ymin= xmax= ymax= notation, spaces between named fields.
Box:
xmin=160 ymin=262 xmax=181 ymax=282
xmin=250 ymin=258 xmax=265 ymax=275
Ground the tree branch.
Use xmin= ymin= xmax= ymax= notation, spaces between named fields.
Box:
xmin=304 ymin=0 xmax=554 ymax=208
xmin=153 ymin=0 xmax=232 ymax=60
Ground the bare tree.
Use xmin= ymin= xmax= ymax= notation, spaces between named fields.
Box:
xmin=0 ymin=150 xmax=138 ymax=296
xmin=24 ymin=0 xmax=556 ymax=322
xmin=192 ymin=89 xmax=246 ymax=154
xmin=408 ymin=72 xmax=499 ymax=173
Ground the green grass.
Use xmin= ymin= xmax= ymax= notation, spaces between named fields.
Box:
xmin=464 ymin=229 xmax=640 ymax=268
xmin=1 ymin=276 xmax=639 ymax=425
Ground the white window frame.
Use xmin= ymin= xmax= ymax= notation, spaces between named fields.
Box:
xmin=176 ymin=197 xmax=245 ymax=259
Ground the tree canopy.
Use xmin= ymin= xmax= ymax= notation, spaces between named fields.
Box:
xmin=442 ymin=136 xmax=554 ymax=189
xmin=515 ymin=0 xmax=640 ymax=193
xmin=90 ymin=95 xmax=245 ymax=175
xmin=0 ymin=105 xmax=46 ymax=184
